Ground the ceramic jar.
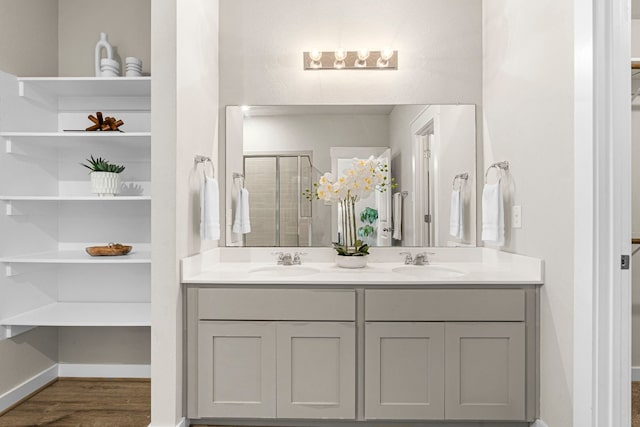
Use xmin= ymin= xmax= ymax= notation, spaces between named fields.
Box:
xmin=91 ymin=172 xmax=121 ymax=197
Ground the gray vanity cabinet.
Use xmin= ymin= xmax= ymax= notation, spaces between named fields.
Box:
xmin=197 ymin=321 xmax=277 ymax=418
xmin=190 ymin=288 xmax=357 ymax=420
xmin=187 ymin=286 xmax=537 ymax=423
xmin=444 ymin=322 xmax=525 ymax=420
xmin=364 ymin=289 xmax=528 ymax=421
xmin=364 ymin=322 xmax=446 ymax=419
xmin=276 ymin=322 xmax=356 ymax=419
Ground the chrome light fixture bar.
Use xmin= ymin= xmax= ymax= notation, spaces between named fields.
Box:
xmin=303 ymin=49 xmax=398 ymax=70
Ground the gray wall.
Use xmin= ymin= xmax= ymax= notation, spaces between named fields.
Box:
xmin=58 ymin=0 xmax=151 ymax=76
xmin=0 ymin=0 xmax=59 ymax=76
xmin=483 ymin=1 xmax=574 ymax=426
xmin=0 ymin=328 xmax=57 ymax=399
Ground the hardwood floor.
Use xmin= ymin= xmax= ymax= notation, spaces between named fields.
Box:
xmin=0 ymin=378 xmax=150 ymax=427
xmin=1 ymin=379 xmax=639 ymax=426
xmin=634 ymin=382 xmax=640 ymax=427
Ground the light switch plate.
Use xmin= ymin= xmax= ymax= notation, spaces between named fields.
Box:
xmin=512 ymin=205 xmax=522 ymax=228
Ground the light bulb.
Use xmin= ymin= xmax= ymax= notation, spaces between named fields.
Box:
xmin=334 ymin=48 xmax=347 ymax=61
xmin=380 ymin=48 xmax=394 ymax=61
xmin=357 ymin=49 xmax=370 ymax=61
xmin=309 ymin=49 xmax=322 ymax=62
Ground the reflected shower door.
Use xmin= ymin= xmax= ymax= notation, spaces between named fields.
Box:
xmin=243 ymin=155 xmax=312 ymax=247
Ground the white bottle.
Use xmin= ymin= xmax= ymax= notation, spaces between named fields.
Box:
xmin=94 ymin=32 xmax=114 ymax=77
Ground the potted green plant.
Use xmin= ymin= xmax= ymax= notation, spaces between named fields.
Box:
xmin=81 ymin=155 xmax=125 ymax=197
xmin=305 ymin=156 xmax=390 ymax=268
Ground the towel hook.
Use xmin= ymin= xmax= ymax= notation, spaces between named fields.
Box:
xmin=484 ymin=161 xmax=509 ymax=184
xmin=452 ymin=172 xmax=469 ymax=189
xmin=233 ymin=172 xmax=245 ymax=189
xmin=195 ymin=155 xmax=214 ymax=178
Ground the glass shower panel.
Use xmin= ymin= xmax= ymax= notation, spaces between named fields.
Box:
xmin=279 ymin=157 xmax=299 ymax=246
xmin=300 ymin=156 xmax=312 ymax=219
xmin=244 ymin=157 xmax=277 ymax=246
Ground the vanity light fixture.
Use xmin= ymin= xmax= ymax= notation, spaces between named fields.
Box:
xmin=334 ymin=48 xmax=347 ymax=69
xmin=355 ymin=49 xmax=370 ymax=68
xmin=308 ymin=49 xmax=323 ymax=69
xmin=303 ymin=48 xmax=398 ymax=70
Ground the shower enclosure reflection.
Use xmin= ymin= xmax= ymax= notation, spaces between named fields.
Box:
xmin=242 ymin=155 xmax=312 ymax=246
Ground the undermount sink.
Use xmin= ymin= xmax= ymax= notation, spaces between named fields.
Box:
xmin=248 ymin=265 xmax=321 ymax=277
xmin=391 ymin=264 xmax=466 ymax=279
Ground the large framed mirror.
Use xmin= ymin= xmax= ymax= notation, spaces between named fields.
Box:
xmin=225 ymin=104 xmax=476 ymax=247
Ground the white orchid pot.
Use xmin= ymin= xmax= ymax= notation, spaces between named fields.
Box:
xmin=91 ymin=172 xmax=121 ymax=197
xmin=335 ymin=254 xmax=368 ymax=269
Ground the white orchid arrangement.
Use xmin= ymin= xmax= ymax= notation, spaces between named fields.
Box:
xmin=305 ymin=156 xmax=392 ymax=256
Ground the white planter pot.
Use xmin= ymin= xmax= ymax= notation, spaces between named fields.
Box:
xmin=335 ymin=254 xmax=368 ymax=269
xmin=90 ymin=172 xmax=121 ymax=197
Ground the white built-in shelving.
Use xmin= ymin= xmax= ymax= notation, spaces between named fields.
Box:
xmin=0 ymin=74 xmax=152 ymax=338
xmin=2 ymin=302 xmax=151 ymax=327
xmin=17 ymin=76 xmax=151 ymax=97
xmin=0 ymin=250 xmax=151 ymax=265
xmin=0 ymin=196 xmax=151 ymax=201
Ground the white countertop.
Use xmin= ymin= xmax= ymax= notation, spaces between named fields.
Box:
xmin=181 ymin=247 xmax=544 ymax=286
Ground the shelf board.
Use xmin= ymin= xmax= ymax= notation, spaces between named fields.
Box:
xmin=0 ymin=195 xmax=151 ymax=201
xmin=17 ymin=77 xmax=151 ymax=98
xmin=0 ymin=250 xmax=151 ymax=265
xmin=1 ymin=302 xmax=150 ymax=327
xmin=1 ymin=131 xmax=150 ymax=140
xmin=1 ymin=132 xmax=151 ymax=152
xmin=632 ymin=58 xmax=640 ymax=79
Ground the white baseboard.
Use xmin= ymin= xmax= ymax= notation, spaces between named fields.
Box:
xmin=148 ymin=417 xmax=188 ymax=427
xmin=632 ymin=366 xmax=640 ymax=381
xmin=0 ymin=364 xmax=57 ymax=413
xmin=531 ymin=419 xmax=549 ymax=427
xmin=57 ymin=363 xmax=150 ymax=378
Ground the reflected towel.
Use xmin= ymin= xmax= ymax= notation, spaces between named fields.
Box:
xmin=449 ymin=189 xmax=464 ymax=239
xmin=392 ymin=192 xmax=402 ymax=240
xmin=200 ymin=176 xmax=220 ymax=241
xmin=481 ymin=179 xmax=504 ymax=245
xmin=232 ymin=188 xmax=251 ymax=234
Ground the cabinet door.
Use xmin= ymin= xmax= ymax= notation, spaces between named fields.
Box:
xmin=276 ymin=322 xmax=356 ymax=419
xmin=364 ymin=322 xmax=445 ymax=420
xmin=445 ymin=322 xmax=525 ymax=420
xmin=197 ymin=321 xmax=276 ymax=418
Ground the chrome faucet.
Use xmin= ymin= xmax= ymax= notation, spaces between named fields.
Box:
xmin=413 ymin=252 xmax=428 ymax=265
xmin=274 ymin=252 xmax=294 ymax=265
xmin=400 ymin=252 xmax=414 ymax=265
xmin=292 ymin=252 xmax=306 ymax=265
xmin=400 ymin=251 xmax=430 ymax=265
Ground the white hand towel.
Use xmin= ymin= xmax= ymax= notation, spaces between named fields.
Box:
xmin=449 ymin=189 xmax=464 ymax=239
xmin=392 ymin=192 xmax=402 ymax=240
xmin=232 ymin=188 xmax=251 ymax=234
xmin=481 ymin=180 xmax=504 ymax=245
xmin=200 ymin=176 xmax=220 ymax=241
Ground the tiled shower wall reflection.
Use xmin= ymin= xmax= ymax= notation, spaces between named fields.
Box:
xmin=243 ymin=155 xmax=312 ymax=246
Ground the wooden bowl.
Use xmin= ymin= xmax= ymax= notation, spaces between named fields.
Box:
xmin=86 ymin=244 xmax=132 ymax=256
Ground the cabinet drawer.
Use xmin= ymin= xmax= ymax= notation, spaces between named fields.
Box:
xmin=198 ymin=288 xmax=355 ymax=321
xmin=365 ymin=289 xmax=524 ymax=321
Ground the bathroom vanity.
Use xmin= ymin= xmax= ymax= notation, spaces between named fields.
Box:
xmin=182 ymin=247 xmax=543 ymax=426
